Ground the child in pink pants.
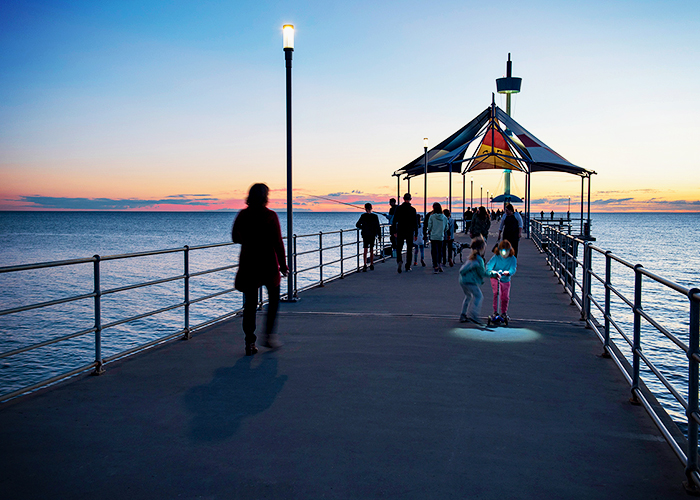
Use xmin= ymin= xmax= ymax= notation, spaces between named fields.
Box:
xmin=486 ymin=240 xmax=517 ymax=318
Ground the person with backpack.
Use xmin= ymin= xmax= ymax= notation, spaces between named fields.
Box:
xmin=497 ymin=203 xmax=523 ymax=257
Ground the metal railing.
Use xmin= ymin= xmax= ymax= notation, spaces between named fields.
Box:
xmin=0 ymin=224 xmax=390 ymax=403
xmin=531 ymin=219 xmax=700 ymax=492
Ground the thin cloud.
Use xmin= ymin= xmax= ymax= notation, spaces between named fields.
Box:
xmin=590 ymin=198 xmax=634 ymax=205
xmin=19 ymin=196 xmax=216 ymax=210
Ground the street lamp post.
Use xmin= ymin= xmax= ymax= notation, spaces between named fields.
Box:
xmin=470 ymin=176 xmax=473 ymax=208
xmin=283 ymin=24 xmax=295 ymax=301
xmin=423 ymin=138 xmax=428 ymax=219
xmin=480 ymin=185 xmax=483 ymax=206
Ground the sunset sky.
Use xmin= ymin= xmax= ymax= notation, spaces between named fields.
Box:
xmin=1 ymin=0 xmax=698 ymax=212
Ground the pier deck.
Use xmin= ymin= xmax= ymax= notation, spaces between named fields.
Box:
xmin=0 ymin=232 xmax=687 ymax=499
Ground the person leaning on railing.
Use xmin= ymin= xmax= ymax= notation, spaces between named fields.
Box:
xmin=231 ymin=183 xmax=288 ymax=356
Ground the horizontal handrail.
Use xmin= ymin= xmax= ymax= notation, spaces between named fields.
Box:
xmin=0 ymin=257 xmax=95 ymax=273
xmin=0 ymin=326 xmax=97 ymax=360
xmin=189 ymin=264 xmax=238 ymax=278
xmin=189 ymin=287 xmax=237 ymax=306
xmin=0 ymin=291 xmax=96 ymax=317
xmin=102 ymin=274 xmax=185 ymax=296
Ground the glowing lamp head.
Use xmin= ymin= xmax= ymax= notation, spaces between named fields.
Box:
xmin=283 ymin=25 xmax=295 ymax=49
xmin=423 ymin=137 xmax=428 ymax=149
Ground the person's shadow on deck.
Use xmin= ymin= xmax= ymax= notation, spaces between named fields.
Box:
xmin=183 ymin=355 xmax=287 ymax=442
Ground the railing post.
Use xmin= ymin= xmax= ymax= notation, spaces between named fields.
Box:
xmin=602 ymin=251 xmax=612 ymax=358
xmin=685 ymin=289 xmax=700 ymax=493
xmin=340 ymin=230 xmax=344 ymax=278
xmin=630 ymin=264 xmax=643 ymax=405
xmin=356 ymin=229 xmax=360 ymax=271
xmin=183 ymin=246 xmax=191 ymax=340
xmin=581 ymin=242 xmax=591 ymax=322
xmin=293 ymin=234 xmax=298 ymax=298
xmin=319 ymin=231 xmax=324 ymax=287
xmin=92 ymin=255 xmax=104 ymax=375
xmin=381 ymin=225 xmax=386 ymax=263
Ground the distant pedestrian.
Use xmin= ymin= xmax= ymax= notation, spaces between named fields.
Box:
xmin=486 ymin=240 xmax=518 ymax=322
xmin=497 ymin=203 xmax=523 ymax=257
xmin=459 ymin=237 xmax=488 ymax=324
xmin=550 ymin=210 xmax=554 ymax=220
xmin=443 ymin=209 xmax=456 ymax=267
xmin=387 ymin=198 xmax=398 ymax=257
xmin=413 ymin=214 xmax=426 ymax=267
xmin=231 ymin=183 xmax=288 ymax=356
xmin=427 ymin=202 xmax=448 ymax=273
xmin=393 ymin=193 xmax=418 ymax=273
xmin=540 ymin=210 xmax=544 ymax=219
xmin=463 ymin=208 xmax=473 ymax=234
xmin=470 ymin=206 xmax=491 ymax=242
xmin=356 ymin=203 xmax=381 ymax=272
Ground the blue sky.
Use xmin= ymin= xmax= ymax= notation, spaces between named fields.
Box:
xmin=1 ymin=0 xmax=699 ymax=211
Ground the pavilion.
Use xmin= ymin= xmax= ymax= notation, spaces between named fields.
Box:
xmin=393 ymin=97 xmax=596 ymax=237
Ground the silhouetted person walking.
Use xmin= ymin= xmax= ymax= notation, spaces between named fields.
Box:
xmin=231 ymin=183 xmax=288 ymax=355
xmin=393 ymin=193 xmax=418 ymax=273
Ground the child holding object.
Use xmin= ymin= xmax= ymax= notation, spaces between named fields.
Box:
xmin=458 ymin=237 xmax=488 ymax=324
xmin=486 ymin=240 xmax=517 ymax=321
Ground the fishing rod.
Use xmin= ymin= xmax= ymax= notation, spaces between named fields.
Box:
xmin=300 ymin=192 xmax=390 ymax=217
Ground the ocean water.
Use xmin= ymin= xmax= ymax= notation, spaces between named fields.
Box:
xmin=1 ymin=211 xmax=699 ymax=432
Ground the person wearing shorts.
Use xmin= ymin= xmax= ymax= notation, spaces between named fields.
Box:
xmin=356 ymin=203 xmax=381 ymax=271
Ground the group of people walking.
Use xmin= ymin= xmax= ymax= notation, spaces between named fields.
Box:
xmin=230 ymin=182 xmax=524 ymax=355
xmin=357 ymin=195 xmax=521 ymax=325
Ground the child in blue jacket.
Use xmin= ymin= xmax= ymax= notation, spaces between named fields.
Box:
xmin=458 ymin=238 xmax=488 ymax=324
xmin=486 ymin=240 xmax=517 ymax=319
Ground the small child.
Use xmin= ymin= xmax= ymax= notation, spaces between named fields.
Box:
xmin=413 ymin=214 xmax=426 ymax=267
xmin=486 ymin=240 xmax=517 ymax=320
xmin=458 ymin=237 xmax=488 ymax=324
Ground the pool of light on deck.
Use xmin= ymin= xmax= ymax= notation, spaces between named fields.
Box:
xmin=450 ymin=327 xmax=541 ymax=343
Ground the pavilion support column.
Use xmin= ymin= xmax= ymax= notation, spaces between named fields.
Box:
xmin=525 ymin=170 xmax=531 ymax=239
xmin=587 ymin=174 xmax=592 ymax=236
xmin=580 ymin=176 xmax=585 ymax=235
xmin=462 ymin=173 xmax=466 ymax=224
xmin=448 ymin=164 xmax=453 ymax=212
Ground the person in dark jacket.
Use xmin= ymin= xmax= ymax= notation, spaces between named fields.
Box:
xmin=356 ymin=203 xmax=381 ymax=271
xmin=498 ymin=203 xmax=523 ymax=257
xmin=393 ymin=193 xmax=418 ymax=273
xmin=470 ymin=206 xmax=491 ymax=241
xmin=231 ymin=183 xmax=288 ymax=355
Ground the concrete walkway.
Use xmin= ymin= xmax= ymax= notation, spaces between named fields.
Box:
xmin=0 ymin=232 xmax=688 ymax=499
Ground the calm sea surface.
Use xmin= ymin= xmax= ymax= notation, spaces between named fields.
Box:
xmin=1 ymin=211 xmax=699 ymax=431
